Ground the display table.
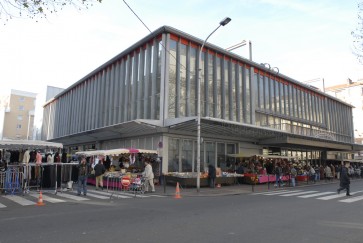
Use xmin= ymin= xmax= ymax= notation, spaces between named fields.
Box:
xmin=243 ymin=173 xmax=290 ymax=184
xmin=296 ymin=175 xmax=308 ymax=182
xmin=164 ymin=174 xmax=241 ymax=188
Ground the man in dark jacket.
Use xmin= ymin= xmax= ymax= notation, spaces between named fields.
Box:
xmin=337 ymin=162 xmax=351 ymax=196
xmin=208 ymin=164 xmax=216 ymax=188
xmin=94 ymin=160 xmax=106 ymax=190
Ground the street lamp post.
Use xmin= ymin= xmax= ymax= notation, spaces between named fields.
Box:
xmin=197 ymin=17 xmax=231 ymax=192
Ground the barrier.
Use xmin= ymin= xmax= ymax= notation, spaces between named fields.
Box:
xmin=0 ymin=167 xmax=24 ymax=195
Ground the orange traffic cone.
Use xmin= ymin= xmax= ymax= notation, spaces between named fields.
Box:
xmin=36 ymin=191 xmax=45 ymax=206
xmin=174 ymin=182 xmax=182 ymax=199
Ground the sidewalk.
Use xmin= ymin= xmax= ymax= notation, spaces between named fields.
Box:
xmin=154 ymin=178 xmax=357 ymax=197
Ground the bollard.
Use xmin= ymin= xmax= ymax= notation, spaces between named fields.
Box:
xmin=163 ymin=175 xmax=166 ymax=194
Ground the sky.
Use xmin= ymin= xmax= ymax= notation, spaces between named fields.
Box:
xmin=1 ymin=0 xmax=363 ymax=125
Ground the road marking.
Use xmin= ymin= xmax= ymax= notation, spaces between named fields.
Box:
xmin=339 ymin=195 xmax=363 ymax=203
xmin=280 ymin=191 xmax=318 ymax=197
xmin=87 ymin=189 xmax=132 ymax=199
xmin=317 ymin=190 xmax=363 ymax=200
xmin=3 ymin=195 xmax=36 ymax=206
xmin=56 ymin=193 xmax=89 ymax=201
xmin=0 ymin=202 xmax=6 ymax=208
xmin=29 ymin=194 xmax=66 ymax=203
xmin=71 ymin=191 xmax=110 ymax=200
xmin=253 ymin=190 xmax=290 ymax=195
xmin=298 ymin=192 xmax=335 ymax=198
xmin=260 ymin=190 xmax=303 ymax=195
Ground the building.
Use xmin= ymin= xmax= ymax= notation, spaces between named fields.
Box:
xmin=0 ymin=89 xmax=36 ymax=140
xmin=41 ymin=26 xmax=362 ymax=173
xmin=325 ymin=79 xmax=363 ymax=144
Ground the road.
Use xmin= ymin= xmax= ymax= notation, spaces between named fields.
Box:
xmin=1 ymin=181 xmax=363 ymax=243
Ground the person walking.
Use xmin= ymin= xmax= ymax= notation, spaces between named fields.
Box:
xmin=337 ymin=162 xmax=351 ymax=196
xmin=274 ymin=163 xmax=283 ymax=187
xmin=324 ymin=164 xmax=333 ymax=181
xmin=77 ymin=157 xmax=89 ymax=196
xmin=94 ymin=159 xmax=106 ymax=190
xmin=290 ymin=165 xmax=297 ymax=187
xmin=143 ymin=160 xmax=155 ymax=193
xmin=208 ymin=164 xmax=216 ymax=188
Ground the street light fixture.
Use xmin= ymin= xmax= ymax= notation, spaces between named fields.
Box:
xmin=197 ymin=17 xmax=231 ymax=192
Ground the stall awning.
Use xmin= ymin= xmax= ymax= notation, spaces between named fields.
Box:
xmin=75 ymin=148 xmax=157 ymax=157
xmin=0 ymin=140 xmax=63 ymax=150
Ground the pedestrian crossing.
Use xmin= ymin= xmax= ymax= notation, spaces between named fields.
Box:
xmin=253 ymin=189 xmax=363 ymax=204
xmin=0 ymin=189 xmax=166 ymax=209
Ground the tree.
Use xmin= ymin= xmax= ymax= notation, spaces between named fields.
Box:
xmin=0 ymin=0 xmax=101 ymax=23
xmin=352 ymin=2 xmax=363 ymax=64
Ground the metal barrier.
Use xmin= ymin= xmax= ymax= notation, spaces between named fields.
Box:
xmin=0 ymin=167 xmax=24 ymax=195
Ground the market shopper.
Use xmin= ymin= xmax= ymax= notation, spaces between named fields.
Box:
xmin=208 ymin=164 xmax=216 ymax=188
xmin=337 ymin=162 xmax=351 ymax=196
xmin=290 ymin=165 xmax=297 ymax=187
xmin=77 ymin=158 xmax=89 ymax=196
xmin=94 ymin=160 xmax=106 ymax=190
xmin=143 ymin=160 xmax=155 ymax=193
xmin=274 ymin=163 xmax=283 ymax=187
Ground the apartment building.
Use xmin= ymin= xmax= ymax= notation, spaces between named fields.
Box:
xmin=0 ymin=89 xmax=36 ymax=140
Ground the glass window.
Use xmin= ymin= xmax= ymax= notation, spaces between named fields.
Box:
xmin=19 ymin=106 xmax=24 ymax=111
xmin=275 ymin=79 xmax=280 ymax=113
xmin=216 ymin=57 xmax=222 ymax=118
xmin=182 ymin=140 xmax=193 ymax=172
xmin=264 ymin=75 xmax=269 ymax=110
xmin=189 ymin=46 xmax=197 ymax=116
xmin=205 ymin=142 xmax=216 ymax=171
xmin=217 ymin=143 xmax=225 ymax=171
xmin=17 ymin=115 xmax=23 ymax=121
xmin=270 ymin=78 xmax=275 ymax=112
xmin=16 ymin=124 xmax=22 ymax=129
xmin=168 ymin=40 xmax=177 ymax=118
xmin=224 ymin=59 xmax=229 ymax=120
xmin=180 ymin=43 xmax=187 ymax=117
xmin=168 ymin=138 xmax=180 ymax=172
xmin=19 ymin=97 xmax=25 ymax=102
xmin=245 ymin=68 xmax=251 ymax=123
xmin=258 ymin=74 xmax=264 ymax=110
xmin=280 ymin=82 xmax=284 ymax=115
xmin=285 ymin=84 xmax=289 ymax=116
xmin=231 ymin=63 xmax=236 ymax=121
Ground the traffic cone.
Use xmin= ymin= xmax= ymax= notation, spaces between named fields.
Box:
xmin=36 ymin=191 xmax=45 ymax=206
xmin=174 ymin=182 xmax=182 ymax=199
xmin=217 ymin=183 xmax=221 ymax=188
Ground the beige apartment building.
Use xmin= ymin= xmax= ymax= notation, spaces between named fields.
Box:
xmin=0 ymin=89 xmax=36 ymax=140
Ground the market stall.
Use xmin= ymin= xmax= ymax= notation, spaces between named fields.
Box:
xmin=76 ymin=148 xmax=158 ymax=190
xmin=164 ymin=172 xmax=243 ymax=188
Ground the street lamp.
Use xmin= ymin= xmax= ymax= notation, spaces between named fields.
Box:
xmin=197 ymin=17 xmax=231 ymax=192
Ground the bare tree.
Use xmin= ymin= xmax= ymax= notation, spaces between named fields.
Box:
xmin=0 ymin=0 xmax=101 ymax=23
xmin=352 ymin=2 xmax=363 ymax=64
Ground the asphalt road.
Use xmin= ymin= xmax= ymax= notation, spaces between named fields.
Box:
xmin=1 ymin=181 xmax=363 ymax=243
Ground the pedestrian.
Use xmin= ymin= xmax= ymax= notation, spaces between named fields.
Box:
xmin=142 ymin=160 xmax=155 ymax=193
xmin=77 ymin=157 xmax=89 ymax=196
xmin=337 ymin=162 xmax=351 ymax=196
xmin=94 ymin=159 xmax=106 ymax=190
xmin=290 ymin=165 xmax=297 ymax=187
xmin=208 ymin=164 xmax=216 ymax=188
xmin=324 ymin=164 xmax=333 ymax=181
xmin=274 ymin=163 xmax=283 ymax=187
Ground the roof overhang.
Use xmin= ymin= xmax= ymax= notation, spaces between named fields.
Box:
xmin=0 ymin=140 xmax=63 ymax=150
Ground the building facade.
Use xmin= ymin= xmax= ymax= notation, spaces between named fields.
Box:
xmin=325 ymin=79 xmax=363 ymax=144
xmin=41 ymin=26 xmax=361 ymax=173
xmin=0 ymin=89 xmax=36 ymax=140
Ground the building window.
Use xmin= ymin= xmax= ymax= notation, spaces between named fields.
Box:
xmin=19 ymin=97 xmax=25 ymax=102
xmin=16 ymin=124 xmax=22 ymax=129
xmin=17 ymin=115 xmax=23 ymax=121
xmin=19 ymin=105 xmax=24 ymax=111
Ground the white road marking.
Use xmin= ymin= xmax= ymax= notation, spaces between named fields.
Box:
xmin=3 ymin=195 xmax=36 ymax=206
xmin=29 ymin=194 xmax=66 ymax=203
xmin=280 ymin=191 xmax=318 ymax=197
xmin=55 ymin=193 xmax=89 ymax=201
xmin=298 ymin=192 xmax=335 ymax=198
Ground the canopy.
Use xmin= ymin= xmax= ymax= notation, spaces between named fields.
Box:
xmin=0 ymin=140 xmax=63 ymax=150
xmin=75 ymin=148 xmax=157 ymax=157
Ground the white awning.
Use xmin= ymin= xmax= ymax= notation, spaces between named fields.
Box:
xmin=0 ymin=140 xmax=63 ymax=150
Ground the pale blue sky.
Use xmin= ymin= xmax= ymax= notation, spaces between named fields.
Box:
xmin=1 ymin=0 xmax=362 ymax=123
